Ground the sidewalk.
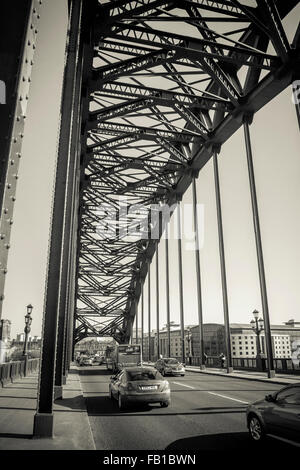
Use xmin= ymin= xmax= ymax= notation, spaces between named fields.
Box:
xmin=0 ymin=365 xmax=95 ymax=450
xmin=186 ymin=366 xmax=300 ymax=385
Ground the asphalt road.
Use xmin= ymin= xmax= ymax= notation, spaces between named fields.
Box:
xmin=78 ymin=365 xmax=294 ymax=451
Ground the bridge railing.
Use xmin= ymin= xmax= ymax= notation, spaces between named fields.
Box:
xmin=0 ymin=358 xmax=39 ymax=387
xmin=189 ymin=356 xmax=300 ymax=375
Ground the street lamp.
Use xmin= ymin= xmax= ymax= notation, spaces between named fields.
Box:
xmin=250 ymin=309 xmax=264 ymax=371
xmin=186 ymin=327 xmax=192 ymax=365
xmin=23 ymin=304 xmax=33 ymax=357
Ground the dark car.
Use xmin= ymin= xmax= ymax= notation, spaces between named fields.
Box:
xmin=109 ymin=366 xmax=171 ymax=410
xmin=246 ymin=383 xmax=300 ymax=446
xmin=154 ymin=358 xmax=185 ymax=376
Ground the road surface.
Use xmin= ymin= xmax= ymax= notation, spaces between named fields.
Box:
xmin=78 ymin=365 xmax=295 ymax=451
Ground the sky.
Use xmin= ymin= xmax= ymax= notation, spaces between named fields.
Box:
xmin=2 ymin=0 xmax=300 ymax=339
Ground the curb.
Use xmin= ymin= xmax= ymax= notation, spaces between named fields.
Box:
xmin=185 ymin=367 xmax=298 ymax=385
xmin=70 ymin=364 xmax=96 ymax=450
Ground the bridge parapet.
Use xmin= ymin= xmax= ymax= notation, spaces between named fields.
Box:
xmin=190 ymin=356 xmax=300 ymax=375
xmin=0 ymin=358 xmax=39 ymax=387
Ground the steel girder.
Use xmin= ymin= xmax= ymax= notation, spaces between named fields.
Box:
xmin=0 ymin=1 xmax=42 ymax=319
xmin=74 ymin=0 xmax=300 ymax=344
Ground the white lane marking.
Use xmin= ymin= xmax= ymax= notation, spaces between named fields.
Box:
xmin=172 ymin=381 xmax=195 ymax=389
xmin=208 ymin=391 xmax=248 ymax=404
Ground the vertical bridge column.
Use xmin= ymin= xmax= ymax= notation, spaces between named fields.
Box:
xmin=54 ymin=3 xmax=84 ymax=399
xmin=192 ymin=176 xmax=205 ymax=370
xmin=141 ymin=285 xmax=144 ymax=360
xmin=135 ymin=297 xmax=138 ymax=344
xmin=243 ymin=115 xmax=275 ymax=378
xmin=156 ymin=246 xmax=160 ymax=360
xmin=165 ymin=224 xmax=171 ymax=357
xmin=148 ymin=259 xmax=151 ymax=362
xmin=33 ymin=0 xmax=82 ymax=437
xmin=212 ymin=145 xmax=233 ymax=373
xmin=176 ymin=200 xmax=185 ymax=365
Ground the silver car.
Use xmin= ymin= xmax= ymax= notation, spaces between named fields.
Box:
xmin=79 ymin=355 xmax=93 ymax=366
xmin=155 ymin=358 xmax=185 ymax=376
xmin=109 ymin=366 xmax=171 ymax=410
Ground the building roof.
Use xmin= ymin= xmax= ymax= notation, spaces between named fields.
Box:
xmin=230 ymin=323 xmax=300 ymax=331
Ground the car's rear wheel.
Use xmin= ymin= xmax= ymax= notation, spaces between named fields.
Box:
xmin=160 ymin=401 xmax=169 ymax=408
xmin=118 ymin=394 xmax=126 ymax=410
xmin=248 ymin=415 xmax=265 ymax=442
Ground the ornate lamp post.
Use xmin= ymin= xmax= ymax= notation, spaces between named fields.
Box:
xmin=250 ymin=309 xmax=264 ymax=371
xmin=23 ymin=304 xmax=33 ymax=375
xmin=186 ymin=327 xmax=192 ymax=365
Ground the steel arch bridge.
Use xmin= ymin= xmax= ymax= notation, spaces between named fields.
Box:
xmin=0 ymin=0 xmax=299 ymax=436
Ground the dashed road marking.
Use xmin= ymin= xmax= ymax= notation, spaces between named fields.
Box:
xmin=207 ymin=391 xmax=248 ymax=404
xmin=172 ymin=382 xmax=195 ymax=389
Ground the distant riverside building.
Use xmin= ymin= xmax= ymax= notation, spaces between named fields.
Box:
xmin=142 ymin=331 xmax=155 ymax=360
xmin=74 ymin=337 xmax=111 ymax=356
xmin=0 ymin=319 xmax=11 ymax=342
xmin=0 ymin=319 xmax=11 ymax=363
xmin=190 ymin=324 xmax=225 ymax=357
xmin=153 ymin=327 xmax=194 ymax=359
xmin=11 ymin=334 xmax=41 ymax=351
xmin=139 ymin=321 xmax=300 ymax=360
xmin=229 ymin=322 xmax=300 ymax=359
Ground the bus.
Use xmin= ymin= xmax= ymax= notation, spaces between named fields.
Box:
xmin=106 ymin=344 xmax=142 ymax=372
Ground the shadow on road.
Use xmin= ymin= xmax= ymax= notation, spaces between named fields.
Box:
xmin=165 ymin=432 xmax=294 ymax=451
xmin=54 ymin=395 xmax=86 ymax=411
xmin=78 ymin=368 xmax=111 ymax=376
xmin=0 ymin=433 xmax=32 ymax=439
xmin=85 ymin=396 xmax=246 ymax=417
xmin=86 ymin=396 xmax=153 ymax=415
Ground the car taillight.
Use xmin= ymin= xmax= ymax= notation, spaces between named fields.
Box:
xmin=160 ymin=381 xmax=169 ymax=392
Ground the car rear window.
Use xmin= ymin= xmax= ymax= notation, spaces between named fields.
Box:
xmin=127 ymin=370 xmax=163 ymax=381
xmin=165 ymin=359 xmax=179 ymax=364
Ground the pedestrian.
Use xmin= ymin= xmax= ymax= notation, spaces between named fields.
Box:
xmin=219 ymin=353 xmax=226 ymax=369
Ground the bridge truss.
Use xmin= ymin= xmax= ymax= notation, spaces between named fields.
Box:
xmin=74 ymin=0 xmax=299 ymax=344
xmin=1 ymin=0 xmax=299 ymax=436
